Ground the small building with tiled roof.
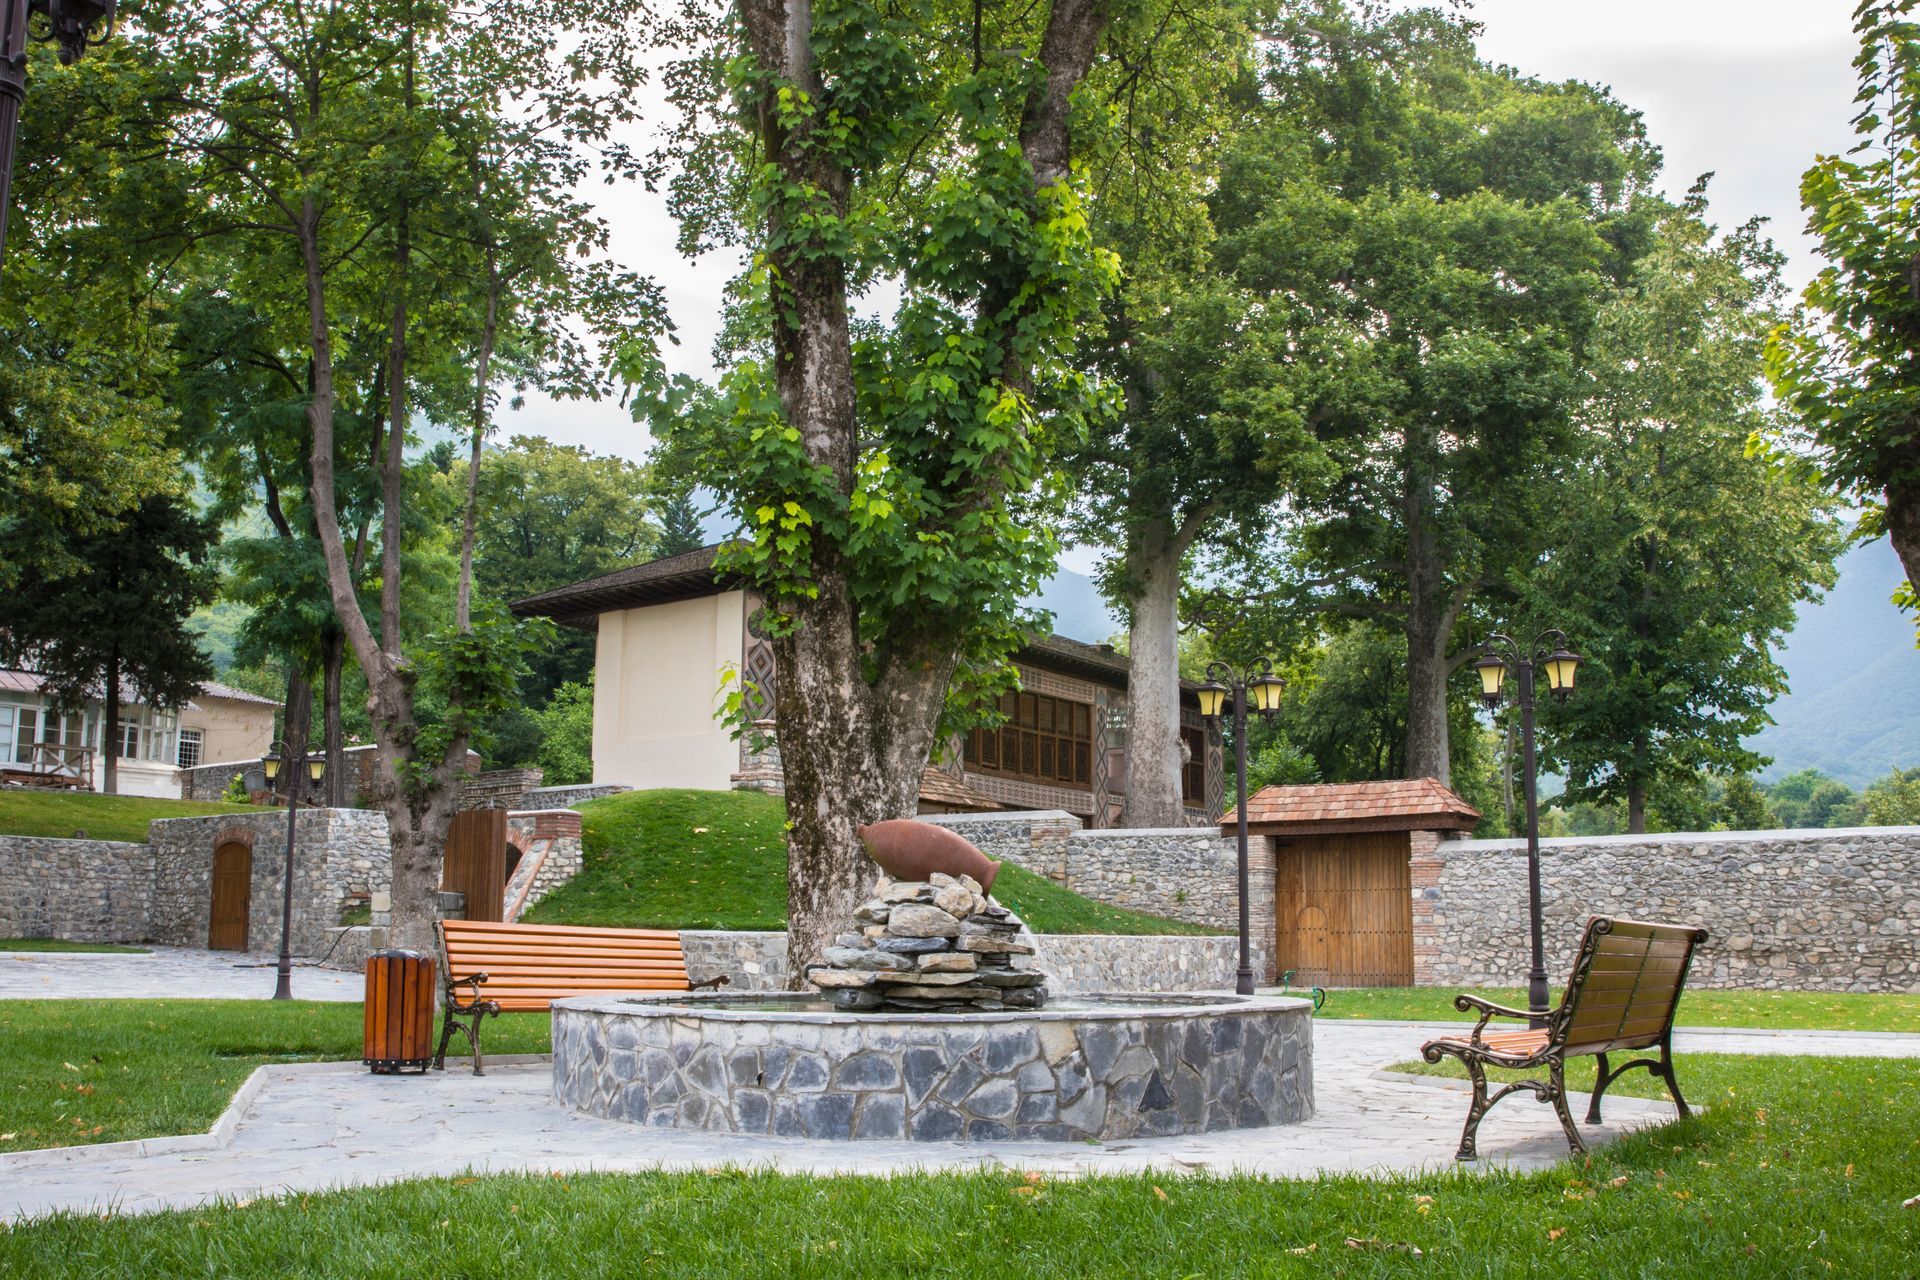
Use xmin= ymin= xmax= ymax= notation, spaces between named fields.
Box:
xmin=511 ymin=545 xmax=1224 ymax=827
xmin=1228 ymin=779 xmax=1482 ymax=837
xmin=1223 ymin=778 xmax=1483 ymax=990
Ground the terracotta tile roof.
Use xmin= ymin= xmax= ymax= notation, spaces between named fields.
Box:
xmin=0 ymin=669 xmax=275 ymax=711
xmin=1227 ymin=778 xmax=1481 ymax=835
xmin=917 ymin=767 xmax=1003 ymax=813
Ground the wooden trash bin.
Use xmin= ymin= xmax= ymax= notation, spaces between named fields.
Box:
xmin=364 ymin=949 xmax=435 ymax=1074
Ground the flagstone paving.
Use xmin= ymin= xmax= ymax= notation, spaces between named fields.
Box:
xmin=5 ymin=1017 xmax=1916 ymax=1223
xmin=3 ymin=948 xmax=1914 ymax=1222
xmin=0 ymin=947 xmax=362 ymax=1002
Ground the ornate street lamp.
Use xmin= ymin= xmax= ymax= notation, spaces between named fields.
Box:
xmin=0 ymin=0 xmax=116 ymax=264
xmin=1197 ymin=660 xmax=1286 ymax=995
xmin=262 ymin=741 xmax=327 ymax=1001
xmin=1475 ymin=630 xmax=1581 ymax=1023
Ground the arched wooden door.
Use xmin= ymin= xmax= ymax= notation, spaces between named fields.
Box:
xmin=1273 ymin=833 xmax=1414 ymax=986
xmin=208 ymin=841 xmax=253 ymax=951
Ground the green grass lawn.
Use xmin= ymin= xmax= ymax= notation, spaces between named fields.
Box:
xmin=3 ymin=1051 xmax=1914 ymax=1277
xmin=0 ymin=791 xmax=264 ymax=843
xmin=1313 ymin=985 xmax=1920 ymax=1033
xmin=0 ymin=1000 xmax=552 ymax=1153
xmin=0 ymin=938 xmax=147 ymax=953
xmin=524 ymin=788 xmax=1222 ymax=936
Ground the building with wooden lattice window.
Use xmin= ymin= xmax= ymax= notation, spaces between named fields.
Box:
xmin=512 ymin=545 xmax=1225 ymax=828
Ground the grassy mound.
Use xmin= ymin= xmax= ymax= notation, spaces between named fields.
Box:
xmin=0 ymin=792 xmax=263 ymax=844
xmin=522 ymin=788 xmax=1223 ymax=936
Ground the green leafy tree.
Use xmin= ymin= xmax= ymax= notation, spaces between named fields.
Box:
xmin=451 ymin=435 xmax=657 ymax=698
xmin=533 ymin=679 xmax=595 ymax=786
xmin=1768 ymin=0 xmax=1920 ymax=631
xmin=0 ymin=493 xmax=217 ymax=794
xmin=1529 ymin=206 xmax=1844 ymax=832
xmin=1861 ymin=765 xmax=1920 ymax=824
xmin=1719 ymin=775 xmax=1778 ymax=832
xmin=646 ymin=0 xmax=1129 ymax=969
xmin=1067 ymin=7 xmax=1334 ymax=827
xmin=0 ymin=33 xmax=191 ymax=589
xmin=1248 ymin=9 xmax=1660 ymax=784
xmin=1765 ymin=768 xmax=1861 ymax=828
xmin=148 ymin=0 xmax=664 ymax=950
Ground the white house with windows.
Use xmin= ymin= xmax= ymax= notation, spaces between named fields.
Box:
xmin=0 ymin=670 xmax=277 ymax=797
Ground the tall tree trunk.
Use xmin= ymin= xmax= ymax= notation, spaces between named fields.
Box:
xmin=321 ymin=630 xmax=345 ymax=807
xmin=102 ymin=645 xmax=120 ymax=796
xmin=456 ymin=246 xmax=499 ymax=632
xmin=1886 ymin=476 xmax=1920 ymax=610
xmin=1626 ymin=730 xmax=1650 ymax=834
xmin=1121 ymin=515 xmax=1187 ymax=827
xmin=280 ymin=664 xmax=313 ymax=805
xmin=1403 ymin=436 xmax=1452 ymax=784
xmin=737 ymin=0 xmax=1111 ymax=979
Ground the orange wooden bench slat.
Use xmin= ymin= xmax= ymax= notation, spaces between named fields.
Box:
xmin=434 ymin=919 xmax=727 ymax=1074
xmin=442 ymin=920 xmax=682 ymax=941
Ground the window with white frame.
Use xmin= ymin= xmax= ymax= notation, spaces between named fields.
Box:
xmin=177 ymin=728 xmax=203 ymax=769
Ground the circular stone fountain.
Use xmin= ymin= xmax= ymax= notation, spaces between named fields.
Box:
xmin=550 ymin=990 xmax=1314 ymax=1142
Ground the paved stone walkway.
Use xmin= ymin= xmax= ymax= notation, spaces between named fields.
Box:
xmin=12 ymin=1017 xmax=1920 ymax=1222
xmin=0 ymin=947 xmax=362 ymax=1002
xmin=3 ymin=950 xmax=1913 ymax=1221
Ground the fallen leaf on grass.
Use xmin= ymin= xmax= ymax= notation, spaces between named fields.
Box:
xmin=1609 ymin=1175 xmax=1630 ymax=1188
xmin=1904 ymin=1194 xmax=1919 ymax=1210
xmin=1548 ymin=1228 xmax=1565 ymax=1242
xmin=1346 ymin=1238 xmax=1424 ymax=1258
xmin=1285 ymin=1244 xmax=1318 ymax=1255
xmin=1153 ymin=1186 xmax=1168 ymax=1201
xmin=453 ymin=1177 xmax=478 ymax=1186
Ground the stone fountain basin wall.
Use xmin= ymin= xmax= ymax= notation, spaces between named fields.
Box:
xmin=551 ymin=992 xmax=1313 ymax=1143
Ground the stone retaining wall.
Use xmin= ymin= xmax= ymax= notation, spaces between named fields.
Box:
xmin=0 ymin=835 xmax=152 ymax=942
xmin=150 ymin=809 xmax=389 ymax=956
xmin=520 ymin=784 xmax=632 ymax=810
xmin=674 ymin=931 xmax=1246 ymax=995
xmin=1418 ymin=826 xmax=1920 ymax=993
xmin=922 ymin=812 xmax=1271 ymax=981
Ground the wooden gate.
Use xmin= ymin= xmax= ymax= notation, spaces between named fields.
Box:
xmin=442 ymin=808 xmax=507 ymax=923
xmin=208 ymin=840 xmax=253 ymax=951
xmin=1273 ymin=832 xmax=1413 ymax=987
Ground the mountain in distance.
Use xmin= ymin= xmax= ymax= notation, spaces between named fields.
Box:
xmin=1031 ymin=542 xmax=1918 ymax=789
xmin=1748 ymin=537 xmax=1919 ymax=788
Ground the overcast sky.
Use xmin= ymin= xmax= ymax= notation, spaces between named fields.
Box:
xmin=493 ymin=0 xmax=1863 ymax=543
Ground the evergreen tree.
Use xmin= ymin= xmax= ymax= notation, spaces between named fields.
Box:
xmin=0 ymin=493 xmax=217 ymax=793
xmin=653 ymin=491 xmax=706 ymax=558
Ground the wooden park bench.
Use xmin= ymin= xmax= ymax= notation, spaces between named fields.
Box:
xmin=435 ymin=919 xmax=728 ymax=1075
xmin=1420 ymin=915 xmax=1710 ymax=1160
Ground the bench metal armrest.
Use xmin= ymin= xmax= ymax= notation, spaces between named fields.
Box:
xmin=1454 ymin=992 xmax=1536 ymax=1043
xmin=446 ymin=971 xmax=491 ymax=1012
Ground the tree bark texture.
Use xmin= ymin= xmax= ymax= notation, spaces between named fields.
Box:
xmin=1121 ymin=515 xmax=1187 ymax=827
xmin=299 ymin=198 xmax=469 ymax=956
xmin=738 ymin=0 xmax=1110 ymax=979
xmin=102 ymin=646 xmax=120 ymax=796
xmin=321 ymin=630 xmax=346 ymax=808
xmin=279 ymin=664 xmax=313 ymax=804
xmin=1887 ymin=475 xmax=1920 ymax=609
xmin=1402 ymin=457 xmax=1451 ymax=784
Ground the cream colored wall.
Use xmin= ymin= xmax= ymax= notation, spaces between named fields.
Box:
xmin=593 ymin=592 xmax=746 ymax=791
xmin=180 ymin=696 xmax=276 ymax=766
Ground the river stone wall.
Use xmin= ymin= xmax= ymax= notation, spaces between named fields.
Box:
xmin=1418 ymin=826 xmax=1920 ymax=993
xmin=922 ymin=812 xmax=1272 ymax=981
xmin=0 ymin=835 xmax=152 ymax=943
xmin=551 ymin=991 xmax=1314 ymax=1142
xmin=520 ymin=784 xmax=632 ymax=810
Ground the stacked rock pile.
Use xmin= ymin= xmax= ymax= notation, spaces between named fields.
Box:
xmin=806 ymin=871 xmax=1049 ymax=1012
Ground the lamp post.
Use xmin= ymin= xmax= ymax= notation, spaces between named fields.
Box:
xmin=262 ymin=742 xmax=326 ymax=1001
xmin=1473 ymin=631 xmax=1582 ymax=1022
xmin=1195 ymin=661 xmax=1286 ymax=996
xmin=0 ymin=1 xmax=116 ymax=264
